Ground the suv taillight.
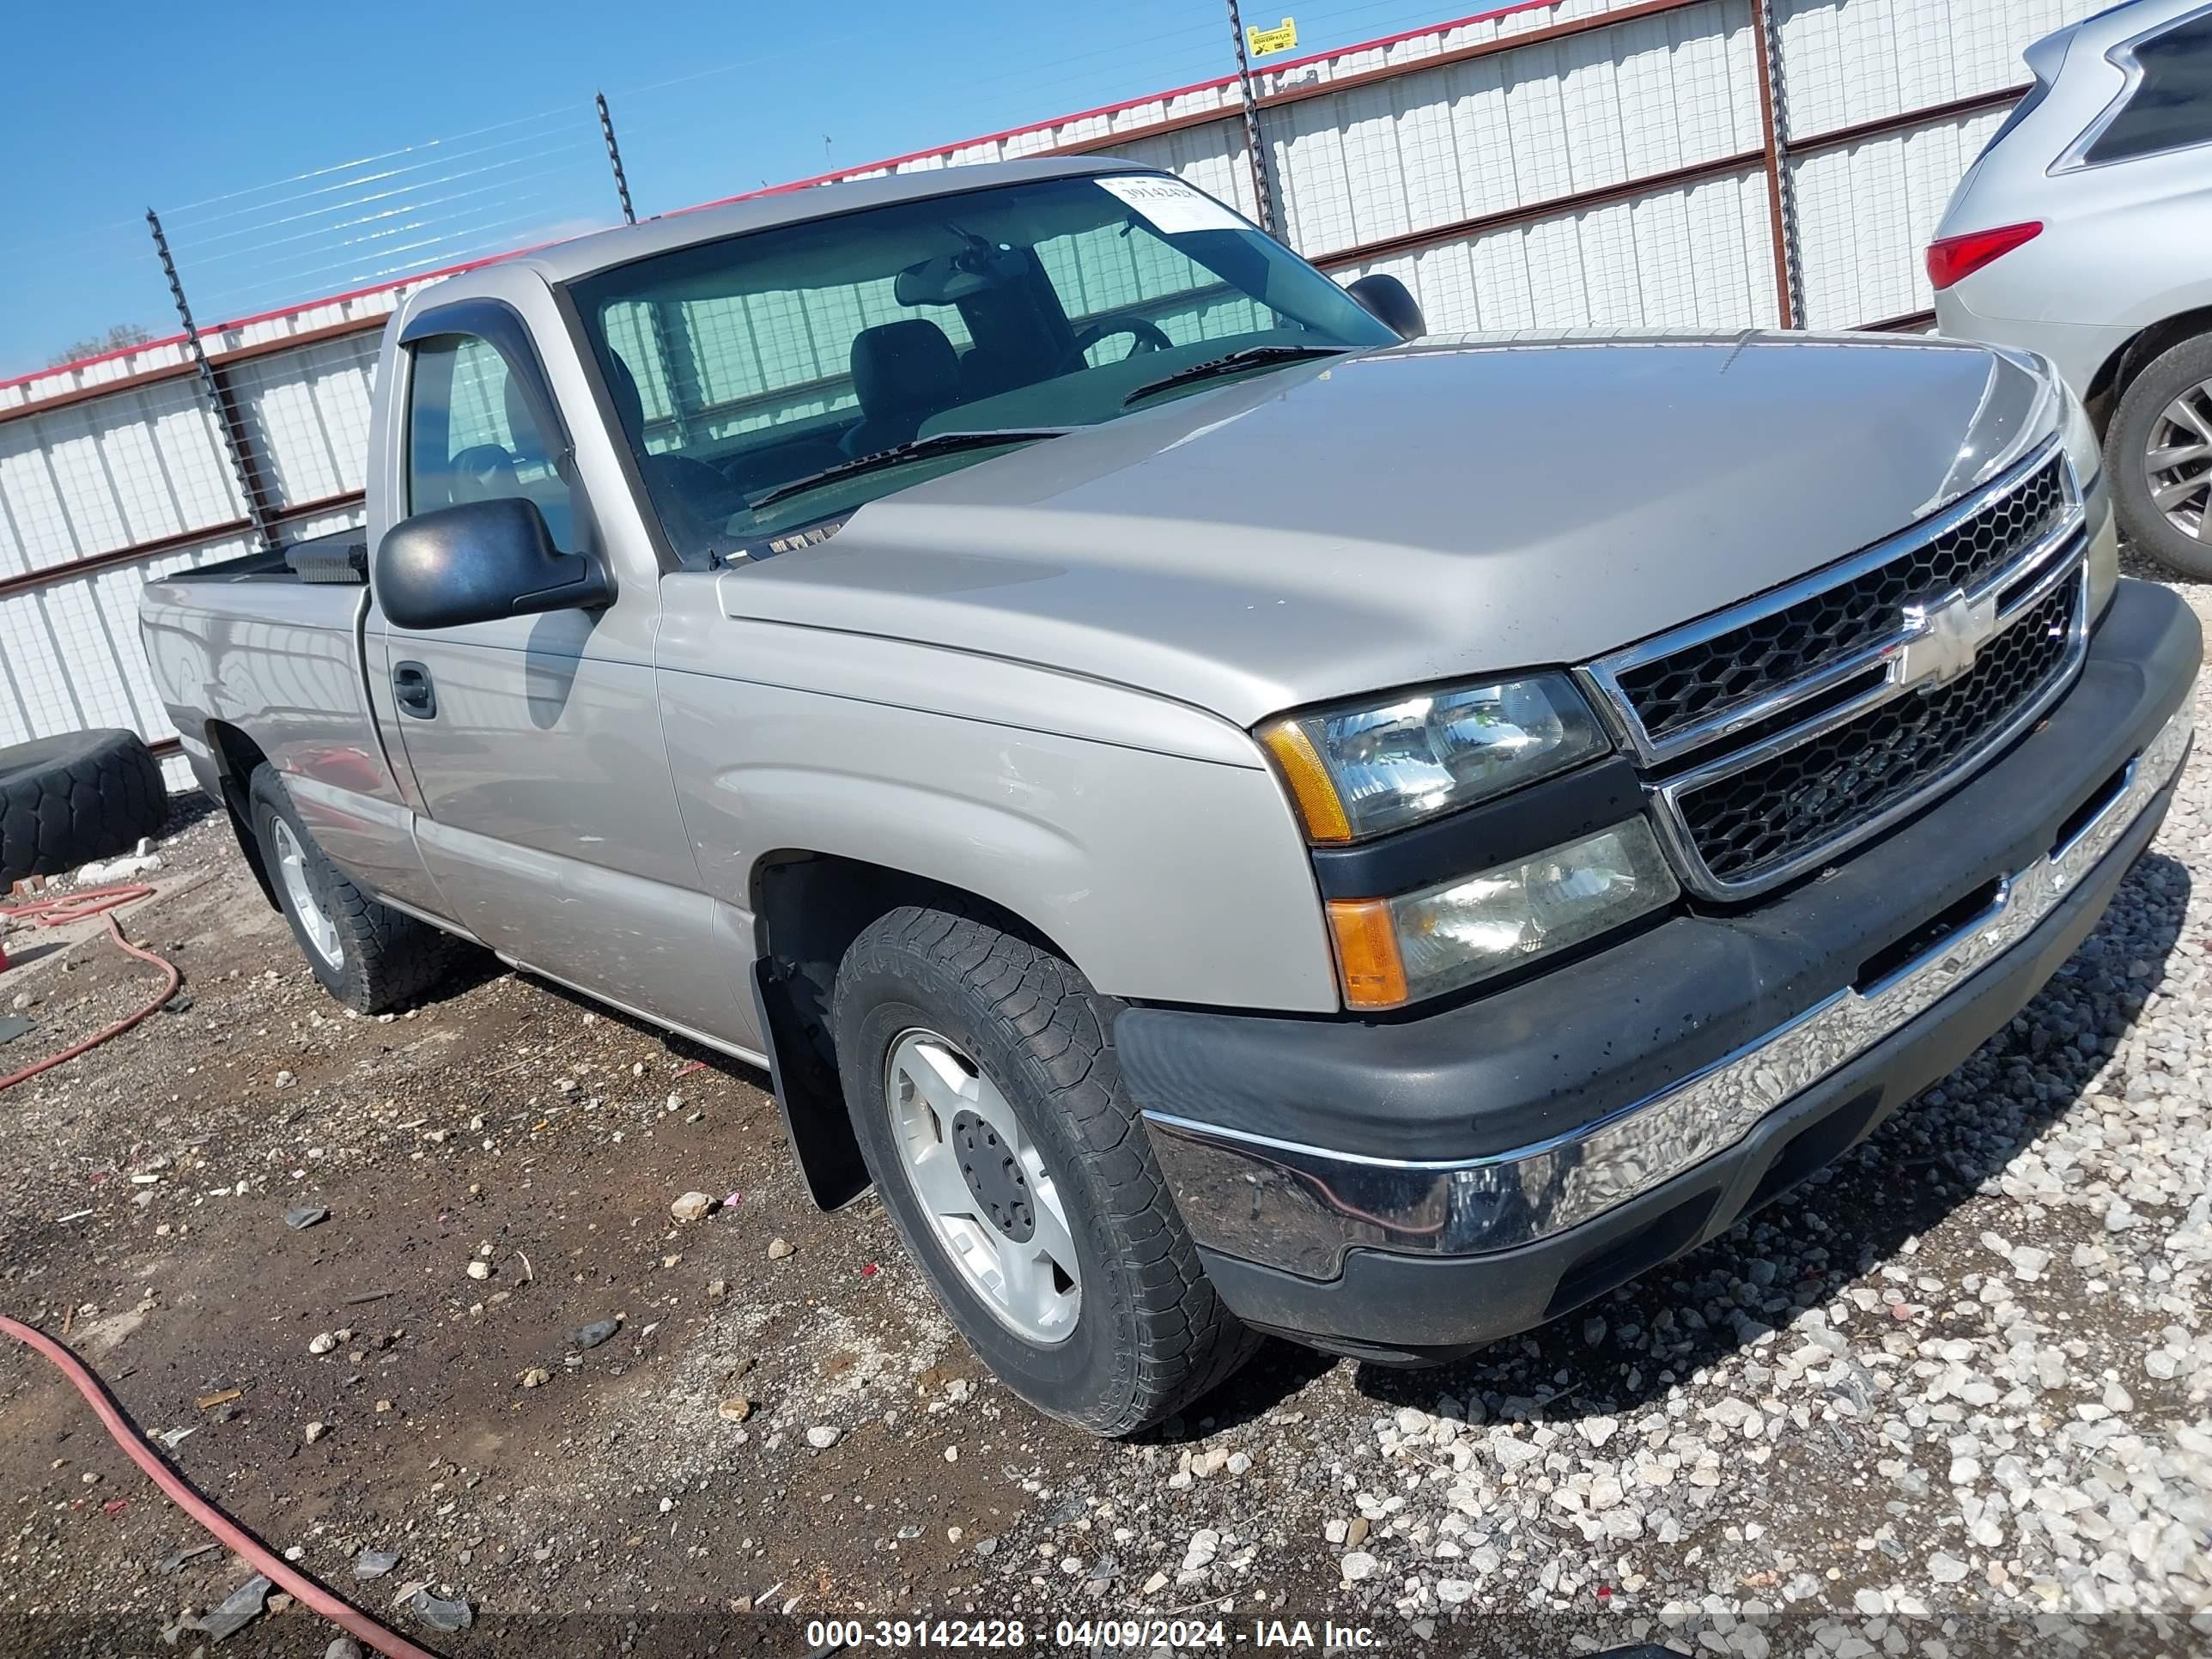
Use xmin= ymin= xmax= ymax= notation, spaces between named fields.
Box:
xmin=1926 ymin=222 xmax=2042 ymax=290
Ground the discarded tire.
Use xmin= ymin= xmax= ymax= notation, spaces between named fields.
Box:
xmin=0 ymin=730 xmax=167 ymax=885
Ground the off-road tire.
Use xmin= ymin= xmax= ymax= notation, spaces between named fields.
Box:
xmin=2109 ymin=331 xmax=2212 ymax=580
xmin=247 ymin=766 xmax=464 ymax=1013
xmin=0 ymin=729 xmax=166 ymax=885
xmin=831 ymin=903 xmax=1261 ymax=1435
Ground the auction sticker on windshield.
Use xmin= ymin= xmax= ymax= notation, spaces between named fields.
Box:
xmin=1097 ymin=175 xmax=1247 ymax=235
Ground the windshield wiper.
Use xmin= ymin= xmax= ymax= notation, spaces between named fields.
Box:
xmin=1121 ymin=344 xmax=1351 ymax=407
xmin=746 ymin=428 xmax=1073 ymax=511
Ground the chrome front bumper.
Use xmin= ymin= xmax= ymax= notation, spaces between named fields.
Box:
xmin=1145 ymin=698 xmax=2192 ymax=1280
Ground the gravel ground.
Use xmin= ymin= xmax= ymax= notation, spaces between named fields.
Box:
xmin=1 ymin=567 xmax=2209 ymax=1659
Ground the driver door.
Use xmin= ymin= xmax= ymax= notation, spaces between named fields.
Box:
xmin=376 ymin=310 xmax=739 ymax=1039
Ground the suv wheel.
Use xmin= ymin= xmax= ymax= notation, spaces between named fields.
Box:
xmin=830 ymin=903 xmax=1259 ymax=1435
xmin=2109 ymin=331 xmax=2212 ymax=579
xmin=247 ymin=767 xmax=465 ymax=1013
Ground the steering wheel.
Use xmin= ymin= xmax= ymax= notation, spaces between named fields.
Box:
xmin=1060 ymin=313 xmax=1174 ymax=374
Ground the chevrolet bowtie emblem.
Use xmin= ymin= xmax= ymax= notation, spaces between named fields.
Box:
xmin=1893 ymin=587 xmax=1999 ymax=690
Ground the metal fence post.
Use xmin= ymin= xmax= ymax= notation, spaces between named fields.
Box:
xmin=147 ymin=209 xmax=278 ymax=552
xmin=598 ymin=91 xmax=637 ymax=226
xmin=1750 ymin=0 xmax=1808 ymax=328
xmin=1224 ymin=0 xmax=1279 ymax=237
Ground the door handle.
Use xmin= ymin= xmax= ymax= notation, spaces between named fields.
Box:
xmin=392 ymin=660 xmax=437 ymax=719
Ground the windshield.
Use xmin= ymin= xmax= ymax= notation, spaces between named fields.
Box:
xmin=565 ymin=172 xmax=1397 ymax=564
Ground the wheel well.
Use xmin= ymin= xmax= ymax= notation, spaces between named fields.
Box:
xmin=750 ymin=853 xmax=1056 ymax=1212
xmin=2088 ymin=305 xmax=2212 ymax=428
xmin=204 ymin=721 xmax=278 ymax=910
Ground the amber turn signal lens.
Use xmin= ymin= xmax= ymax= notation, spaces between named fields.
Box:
xmin=1326 ymin=898 xmax=1410 ymax=1010
xmin=1259 ymin=721 xmax=1353 ymax=842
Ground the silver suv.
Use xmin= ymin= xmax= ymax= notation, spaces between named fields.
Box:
xmin=1931 ymin=0 xmax=2212 ymax=575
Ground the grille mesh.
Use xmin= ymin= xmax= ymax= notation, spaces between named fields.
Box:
xmin=1617 ymin=456 xmax=2068 ymax=746
xmin=1674 ymin=578 xmax=2079 ymax=887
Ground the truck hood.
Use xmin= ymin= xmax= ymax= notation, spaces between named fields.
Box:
xmin=715 ymin=331 xmax=2057 ymax=729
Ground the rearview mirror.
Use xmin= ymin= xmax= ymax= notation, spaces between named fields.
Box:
xmin=1345 ymin=274 xmax=1426 ymax=341
xmin=374 ymin=497 xmax=613 ymax=631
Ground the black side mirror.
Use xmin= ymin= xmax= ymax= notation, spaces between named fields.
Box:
xmin=374 ymin=497 xmax=614 ymax=631
xmin=1345 ymin=273 xmax=1426 ymax=341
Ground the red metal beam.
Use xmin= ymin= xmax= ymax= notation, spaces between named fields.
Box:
xmin=672 ymin=0 xmax=1580 ymax=214
xmin=1054 ymin=0 xmax=1712 ymax=160
xmin=0 ymin=490 xmax=366 ymax=603
xmin=1794 ymin=85 xmax=2027 ymax=155
xmin=0 ymin=316 xmax=389 ymax=429
xmin=1308 ymin=148 xmax=1766 ymax=270
xmin=0 ymin=241 xmax=548 ymax=399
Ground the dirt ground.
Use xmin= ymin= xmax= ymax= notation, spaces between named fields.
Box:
xmin=0 ymin=809 xmax=1358 ymax=1656
xmin=4 ymin=562 xmax=2212 ymax=1658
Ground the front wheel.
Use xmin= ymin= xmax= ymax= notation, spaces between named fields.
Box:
xmin=831 ymin=904 xmax=1258 ymax=1435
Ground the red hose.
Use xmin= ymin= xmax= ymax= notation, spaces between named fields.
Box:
xmin=0 ymin=1314 xmax=443 ymax=1657
xmin=0 ymin=884 xmax=179 ymax=1093
xmin=3 ymin=880 xmax=443 ymax=1651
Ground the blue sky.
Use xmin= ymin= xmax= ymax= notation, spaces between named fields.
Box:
xmin=3 ymin=0 xmax=1468 ymax=377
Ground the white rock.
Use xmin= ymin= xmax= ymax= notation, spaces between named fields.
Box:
xmin=1929 ymin=1553 xmax=1970 ymax=1584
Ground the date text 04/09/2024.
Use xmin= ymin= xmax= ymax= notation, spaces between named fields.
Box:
xmin=1056 ymin=1621 xmax=1381 ymax=1649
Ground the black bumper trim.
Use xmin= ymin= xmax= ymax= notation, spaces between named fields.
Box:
xmin=1194 ymin=758 xmax=2179 ymax=1358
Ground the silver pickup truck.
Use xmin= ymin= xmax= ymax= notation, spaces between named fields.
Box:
xmin=140 ymin=156 xmax=2200 ymax=1436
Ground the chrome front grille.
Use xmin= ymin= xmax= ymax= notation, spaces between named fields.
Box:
xmin=1673 ymin=574 xmax=2081 ymax=885
xmin=1583 ymin=440 xmax=2088 ymax=900
xmin=1612 ymin=454 xmax=2069 ymax=753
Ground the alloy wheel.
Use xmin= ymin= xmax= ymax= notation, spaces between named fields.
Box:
xmin=2146 ymin=377 xmax=2212 ymax=543
xmin=884 ymin=1028 xmax=1080 ymax=1345
xmin=271 ymin=817 xmax=343 ymax=968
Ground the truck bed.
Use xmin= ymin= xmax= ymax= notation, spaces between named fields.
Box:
xmin=188 ymin=526 xmax=368 ymax=586
xmin=138 ymin=526 xmax=386 ymax=810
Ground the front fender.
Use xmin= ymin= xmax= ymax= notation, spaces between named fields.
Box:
xmin=655 ymin=620 xmax=1338 ymax=1014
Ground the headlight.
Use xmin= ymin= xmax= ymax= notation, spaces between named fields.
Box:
xmin=1259 ymin=674 xmax=1609 ymax=842
xmin=2057 ymin=380 xmax=2119 ymax=622
xmin=1326 ymin=819 xmax=1680 ymax=1008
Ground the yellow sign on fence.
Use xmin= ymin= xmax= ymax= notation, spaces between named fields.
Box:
xmin=1246 ymin=16 xmax=1297 ymax=55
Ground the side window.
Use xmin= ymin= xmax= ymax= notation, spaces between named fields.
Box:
xmin=405 ymin=334 xmax=578 ymax=549
xmin=2086 ymin=13 xmax=2212 ymax=165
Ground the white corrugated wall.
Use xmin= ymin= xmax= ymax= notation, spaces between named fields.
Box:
xmin=1781 ymin=0 xmax=2088 ymax=329
xmin=0 ymin=0 xmax=2106 ymax=793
